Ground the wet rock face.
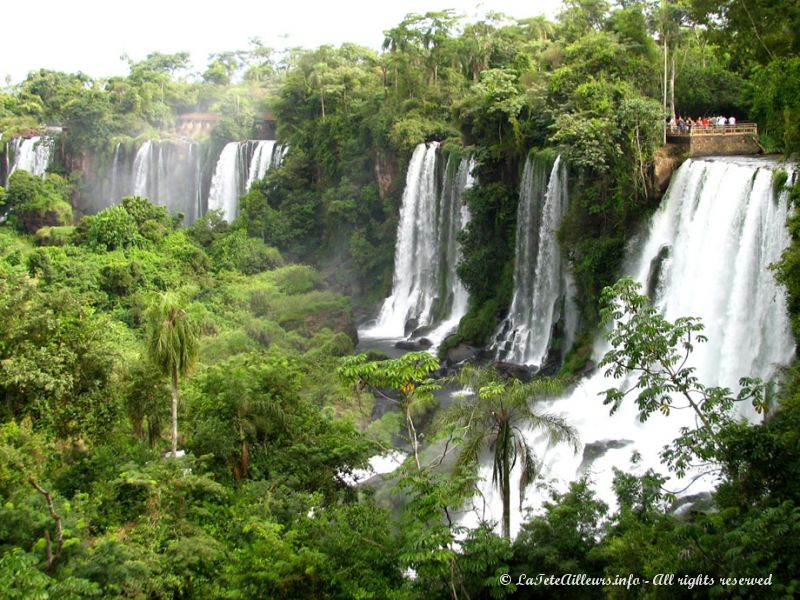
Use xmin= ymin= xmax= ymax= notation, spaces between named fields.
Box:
xmin=578 ymin=439 xmax=634 ymax=474
xmin=394 ymin=338 xmax=433 ymax=351
xmin=446 ymin=342 xmax=479 ymax=364
xmin=492 ymin=361 xmax=534 ymax=382
xmin=404 ymin=318 xmax=419 ymax=337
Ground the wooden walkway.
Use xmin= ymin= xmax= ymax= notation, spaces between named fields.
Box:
xmin=667 ymin=123 xmax=757 ymax=137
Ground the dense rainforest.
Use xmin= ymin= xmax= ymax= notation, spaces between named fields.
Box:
xmin=1 ymin=0 xmax=800 ymax=598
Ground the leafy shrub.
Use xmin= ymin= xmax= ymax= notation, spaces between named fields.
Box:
xmin=85 ymin=205 xmax=140 ymax=250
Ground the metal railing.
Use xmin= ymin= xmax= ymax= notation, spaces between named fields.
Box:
xmin=667 ymin=123 xmax=758 ymax=137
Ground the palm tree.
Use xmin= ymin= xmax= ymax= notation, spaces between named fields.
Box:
xmin=146 ymin=292 xmax=198 ymax=458
xmin=445 ymin=366 xmax=579 ymax=539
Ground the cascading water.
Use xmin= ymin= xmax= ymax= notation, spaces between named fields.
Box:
xmin=126 ymin=140 xmax=204 ymax=221
xmin=245 ymin=140 xmax=278 ymax=191
xmin=462 ymin=156 xmax=796 ymax=538
xmin=109 ymin=142 xmax=123 ymax=206
xmin=493 ymin=154 xmax=572 ymax=367
xmin=364 ymin=143 xmax=474 ymax=343
xmin=8 ymin=136 xmax=54 ymax=180
xmin=426 ymin=155 xmax=476 ymax=345
xmin=208 ymin=140 xmax=282 ymax=221
xmin=89 ymin=139 xmax=282 ymax=222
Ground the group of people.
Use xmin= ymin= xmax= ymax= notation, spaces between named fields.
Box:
xmin=668 ymin=115 xmax=737 ymax=133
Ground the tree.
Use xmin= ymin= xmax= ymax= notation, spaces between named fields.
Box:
xmin=443 ymin=366 xmax=579 ymax=539
xmin=337 ymin=351 xmax=440 ymax=469
xmin=598 ymin=278 xmax=768 ymax=476
xmin=145 ymin=292 xmax=198 ymax=457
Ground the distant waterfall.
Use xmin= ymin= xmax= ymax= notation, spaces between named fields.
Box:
xmin=8 ymin=136 xmax=54 ymax=180
xmin=128 ymin=140 xmax=203 ymax=221
xmin=109 ymin=142 xmax=123 ymax=206
xmin=493 ymin=154 xmax=572 ymax=367
xmin=207 ymin=140 xmax=281 ymax=221
xmin=87 ymin=138 xmax=283 ymax=222
xmin=364 ymin=143 xmax=474 ymax=342
xmin=463 ymin=156 xmax=796 ymax=538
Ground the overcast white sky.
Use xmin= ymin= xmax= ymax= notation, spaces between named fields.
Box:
xmin=3 ymin=0 xmax=565 ymax=84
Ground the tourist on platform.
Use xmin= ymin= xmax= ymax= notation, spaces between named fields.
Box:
xmin=677 ymin=116 xmax=686 ymax=132
xmin=729 ymin=115 xmax=736 ymax=126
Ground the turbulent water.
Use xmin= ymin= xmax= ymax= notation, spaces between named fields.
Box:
xmin=463 ymin=156 xmax=796 ymax=538
xmin=7 ymin=136 xmax=54 ymax=181
xmin=493 ymin=154 xmax=574 ymax=367
xmin=207 ymin=140 xmax=281 ymax=221
xmin=363 ymin=143 xmax=474 ymax=344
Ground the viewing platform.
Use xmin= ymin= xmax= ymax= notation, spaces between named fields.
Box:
xmin=666 ymin=123 xmax=760 ymax=156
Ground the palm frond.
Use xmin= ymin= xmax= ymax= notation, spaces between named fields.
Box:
xmin=517 ymin=439 xmax=541 ymax=510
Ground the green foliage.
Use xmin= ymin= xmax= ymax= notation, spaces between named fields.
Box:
xmin=208 ymin=228 xmax=283 ymax=274
xmin=748 ymin=57 xmax=800 ymax=156
xmin=3 ymin=171 xmax=73 ymax=234
xmin=510 ymin=480 xmax=608 ymax=598
xmin=0 ymin=271 xmax=121 ymax=439
xmin=599 ymin=278 xmax=768 ymax=475
xmin=442 ymin=366 xmax=578 ymax=538
xmin=85 ymin=205 xmax=140 ymax=251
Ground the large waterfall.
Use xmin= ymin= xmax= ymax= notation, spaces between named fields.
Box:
xmin=7 ymin=136 xmax=54 ymax=182
xmin=463 ymin=156 xmax=796 ymax=538
xmin=493 ymin=154 xmax=574 ymax=367
xmin=364 ymin=143 xmax=474 ymax=343
xmin=127 ymin=140 xmax=203 ymax=221
xmin=86 ymin=139 xmax=282 ymax=223
xmin=207 ymin=140 xmax=282 ymax=221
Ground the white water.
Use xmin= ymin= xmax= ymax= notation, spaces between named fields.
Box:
xmin=363 ymin=144 xmax=474 ymax=345
xmin=463 ymin=156 xmax=795 ymax=538
xmin=109 ymin=142 xmax=122 ymax=205
xmin=245 ymin=140 xmax=278 ymax=191
xmin=365 ymin=143 xmax=441 ymax=338
xmin=208 ymin=140 xmax=283 ymax=222
xmin=127 ymin=140 xmax=207 ymax=222
xmin=426 ymin=156 xmax=476 ymax=346
xmin=207 ymin=142 xmax=241 ymax=221
xmin=494 ymin=154 xmax=571 ymax=367
xmin=132 ymin=141 xmax=153 ymax=198
xmin=9 ymin=136 xmax=54 ymax=179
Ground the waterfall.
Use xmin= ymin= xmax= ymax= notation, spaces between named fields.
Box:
xmin=208 ymin=140 xmax=283 ymax=222
xmin=109 ymin=142 xmax=123 ymax=205
xmin=132 ymin=141 xmax=153 ymax=198
xmin=364 ymin=143 xmax=474 ymax=342
xmin=245 ymin=140 xmax=278 ymax=191
xmin=9 ymin=136 xmax=54 ymax=179
xmin=207 ymin=142 xmax=242 ymax=221
xmin=128 ymin=140 xmax=204 ymax=221
xmin=493 ymin=154 xmax=571 ymax=367
xmin=189 ymin=143 xmax=203 ymax=221
xmin=462 ymin=156 xmax=795 ymax=538
xmin=426 ymin=155 xmax=476 ymax=345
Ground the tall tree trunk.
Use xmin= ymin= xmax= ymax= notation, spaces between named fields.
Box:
xmin=502 ymin=442 xmax=511 ymax=539
xmin=669 ymin=51 xmax=676 ymax=120
xmin=663 ymin=33 xmax=668 ymax=144
xmin=171 ymin=367 xmax=179 ymax=458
